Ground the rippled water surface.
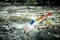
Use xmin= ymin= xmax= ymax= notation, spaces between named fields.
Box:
xmin=0 ymin=6 xmax=60 ymax=40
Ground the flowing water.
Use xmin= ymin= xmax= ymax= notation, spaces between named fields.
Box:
xmin=0 ymin=6 xmax=60 ymax=40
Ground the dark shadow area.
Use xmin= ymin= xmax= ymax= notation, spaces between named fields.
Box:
xmin=0 ymin=0 xmax=60 ymax=6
